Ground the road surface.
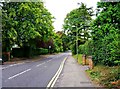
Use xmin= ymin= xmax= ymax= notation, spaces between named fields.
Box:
xmin=2 ymin=52 xmax=70 ymax=88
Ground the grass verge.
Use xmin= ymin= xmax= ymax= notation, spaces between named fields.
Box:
xmin=73 ymin=54 xmax=89 ymax=65
xmin=86 ymin=65 xmax=120 ymax=89
xmin=73 ymin=54 xmax=83 ymax=64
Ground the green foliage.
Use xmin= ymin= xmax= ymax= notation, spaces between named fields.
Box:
xmin=78 ymin=40 xmax=93 ymax=56
xmin=37 ymin=48 xmax=48 ymax=55
xmin=70 ymin=43 xmax=76 ymax=55
xmin=78 ymin=44 xmax=84 ymax=54
xmin=73 ymin=54 xmax=83 ymax=64
xmin=2 ymin=1 xmax=54 ymax=52
xmin=53 ymin=31 xmax=67 ymax=53
xmin=2 ymin=1 xmax=56 ymax=60
xmin=61 ymin=32 xmax=70 ymax=52
xmin=12 ymin=48 xmax=25 ymax=58
xmin=86 ymin=65 xmax=120 ymax=88
xmin=12 ymin=47 xmax=48 ymax=58
xmin=63 ymin=3 xmax=93 ymax=54
xmin=91 ymin=2 xmax=120 ymax=66
xmin=78 ymin=2 xmax=120 ymax=66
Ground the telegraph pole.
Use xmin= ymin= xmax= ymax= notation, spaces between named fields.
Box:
xmin=76 ymin=27 xmax=78 ymax=60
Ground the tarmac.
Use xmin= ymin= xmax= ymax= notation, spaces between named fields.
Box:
xmin=54 ymin=55 xmax=99 ymax=88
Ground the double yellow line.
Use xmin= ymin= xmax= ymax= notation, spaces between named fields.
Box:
xmin=46 ymin=57 xmax=68 ymax=88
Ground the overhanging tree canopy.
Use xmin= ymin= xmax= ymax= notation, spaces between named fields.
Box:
xmin=2 ymin=1 xmax=54 ymax=51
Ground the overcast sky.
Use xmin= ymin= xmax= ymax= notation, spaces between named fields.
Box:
xmin=44 ymin=0 xmax=100 ymax=31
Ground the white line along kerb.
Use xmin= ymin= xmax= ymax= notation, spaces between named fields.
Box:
xmin=46 ymin=57 xmax=67 ymax=88
xmin=50 ymin=58 xmax=65 ymax=87
xmin=46 ymin=62 xmax=62 ymax=88
xmin=8 ymin=69 xmax=31 ymax=80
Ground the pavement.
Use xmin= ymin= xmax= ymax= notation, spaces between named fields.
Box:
xmin=54 ymin=55 xmax=99 ymax=88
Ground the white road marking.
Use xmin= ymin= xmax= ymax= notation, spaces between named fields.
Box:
xmin=36 ymin=64 xmax=42 ymax=67
xmin=2 ymin=62 xmax=24 ymax=70
xmin=47 ymin=60 xmax=52 ymax=62
xmin=36 ymin=62 xmax=46 ymax=67
xmin=47 ymin=57 xmax=67 ymax=88
xmin=8 ymin=69 xmax=31 ymax=80
xmin=36 ymin=60 xmax=52 ymax=67
xmin=51 ymin=57 xmax=67 ymax=87
xmin=41 ymin=62 xmax=45 ymax=65
xmin=44 ymin=66 xmax=47 ymax=68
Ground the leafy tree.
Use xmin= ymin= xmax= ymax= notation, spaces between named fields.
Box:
xmin=2 ymin=1 xmax=54 ymax=59
xmin=2 ymin=1 xmax=54 ymax=51
xmin=91 ymin=2 xmax=120 ymax=66
xmin=63 ymin=2 xmax=93 ymax=54
xmin=53 ymin=32 xmax=63 ymax=52
xmin=61 ymin=32 xmax=70 ymax=51
xmin=55 ymin=31 xmax=70 ymax=52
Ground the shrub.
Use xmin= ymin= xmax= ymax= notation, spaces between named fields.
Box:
xmin=37 ymin=48 xmax=48 ymax=55
xmin=78 ymin=40 xmax=93 ymax=56
xmin=12 ymin=47 xmax=49 ymax=59
xmin=86 ymin=65 xmax=120 ymax=88
xmin=70 ymin=43 xmax=76 ymax=55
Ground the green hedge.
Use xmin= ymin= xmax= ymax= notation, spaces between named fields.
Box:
xmin=78 ymin=2 xmax=120 ymax=66
xmin=36 ymin=48 xmax=48 ymax=55
xmin=12 ymin=47 xmax=36 ymax=58
xmin=12 ymin=47 xmax=48 ymax=58
xmin=70 ymin=43 xmax=77 ymax=55
xmin=78 ymin=40 xmax=93 ymax=56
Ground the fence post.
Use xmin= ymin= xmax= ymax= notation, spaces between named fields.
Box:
xmin=82 ymin=54 xmax=86 ymax=65
xmin=3 ymin=52 xmax=10 ymax=61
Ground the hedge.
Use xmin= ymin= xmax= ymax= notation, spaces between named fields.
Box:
xmin=12 ymin=47 xmax=48 ymax=58
xmin=36 ymin=48 xmax=48 ymax=55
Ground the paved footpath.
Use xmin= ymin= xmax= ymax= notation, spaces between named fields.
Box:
xmin=54 ymin=55 xmax=99 ymax=88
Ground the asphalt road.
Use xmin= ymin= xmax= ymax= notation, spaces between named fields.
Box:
xmin=2 ymin=52 xmax=70 ymax=88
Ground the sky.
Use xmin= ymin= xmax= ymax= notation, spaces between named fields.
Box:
xmin=44 ymin=0 xmax=100 ymax=31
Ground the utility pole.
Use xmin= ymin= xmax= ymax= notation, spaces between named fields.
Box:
xmin=76 ymin=27 xmax=78 ymax=60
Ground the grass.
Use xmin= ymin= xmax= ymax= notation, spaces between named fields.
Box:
xmin=73 ymin=54 xmax=89 ymax=65
xmin=86 ymin=65 xmax=120 ymax=88
xmin=73 ymin=54 xmax=83 ymax=64
xmin=73 ymin=54 xmax=120 ymax=88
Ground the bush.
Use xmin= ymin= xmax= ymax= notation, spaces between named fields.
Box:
xmin=12 ymin=47 xmax=36 ymax=58
xmin=92 ymin=27 xmax=120 ymax=66
xmin=90 ymin=2 xmax=120 ymax=66
xmin=12 ymin=48 xmax=26 ymax=58
xmin=37 ymin=48 xmax=48 ymax=55
xmin=12 ymin=47 xmax=49 ymax=58
xmin=78 ymin=40 xmax=93 ymax=56
xmin=78 ymin=45 xmax=84 ymax=54
xmin=70 ymin=43 xmax=76 ymax=55
xmin=86 ymin=65 xmax=120 ymax=88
